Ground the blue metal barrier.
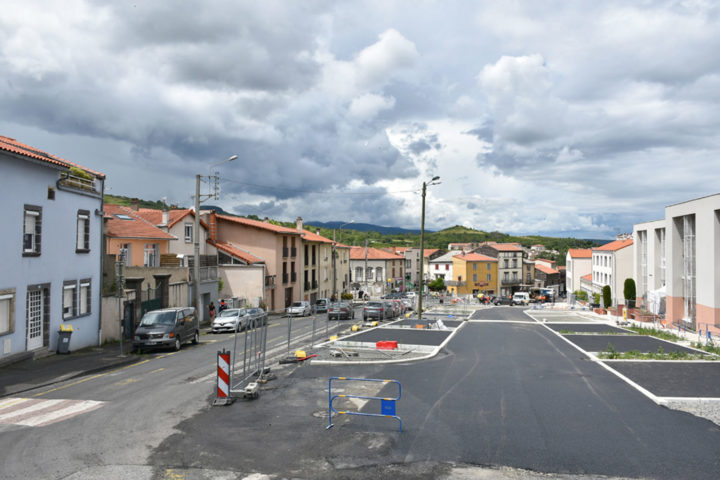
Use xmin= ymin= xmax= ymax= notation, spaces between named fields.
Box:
xmin=327 ymin=377 xmax=402 ymax=432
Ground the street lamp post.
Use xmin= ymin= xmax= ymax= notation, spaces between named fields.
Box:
xmin=194 ymin=154 xmax=238 ymax=322
xmin=332 ymin=220 xmax=354 ymax=301
xmin=417 ymin=176 xmax=440 ymax=321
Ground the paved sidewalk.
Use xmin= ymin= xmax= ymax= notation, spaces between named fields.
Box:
xmin=0 ymin=341 xmax=139 ymax=398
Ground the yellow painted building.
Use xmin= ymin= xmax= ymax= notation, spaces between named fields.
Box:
xmin=449 ymin=253 xmax=498 ymax=295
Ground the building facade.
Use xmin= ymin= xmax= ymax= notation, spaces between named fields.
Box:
xmin=591 ymin=238 xmax=634 ymax=307
xmin=634 ymin=194 xmax=720 ymax=333
xmin=449 ymin=253 xmax=498 ymax=296
xmin=349 ymin=246 xmax=404 ymax=297
xmin=565 ymin=248 xmax=593 ymax=294
xmin=1 ymin=135 xmax=105 ymax=360
xmin=476 ymin=243 xmax=525 ymax=296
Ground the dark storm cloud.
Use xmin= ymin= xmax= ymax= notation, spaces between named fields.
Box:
xmin=464 ymin=123 xmax=493 ymax=143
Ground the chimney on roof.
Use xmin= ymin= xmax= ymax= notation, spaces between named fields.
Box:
xmin=263 ymin=217 xmax=270 ymax=223
xmin=316 ymin=230 xmax=320 ymax=235
xmin=130 ymin=198 xmax=139 ymax=211
xmin=161 ymin=208 xmax=169 ymax=226
xmin=296 ymin=216 xmax=303 ymax=232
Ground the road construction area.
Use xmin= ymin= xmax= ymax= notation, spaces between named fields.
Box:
xmin=145 ymin=306 xmax=720 ymax=479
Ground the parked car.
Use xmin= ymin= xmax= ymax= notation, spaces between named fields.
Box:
xmin=211 ymin=307 xmax=267 ymax=333
xmin=314 ymin=298 xmax=330 ymax=314
xmin=133 ymin=307 xmax=198 ymax=352
xmin=401 ymin=298 xmax=414 ymax=310
xmin=491 ymin=295 xmax=512 ymax=306
xmin=363 ymin=301 xmax=388 ymax=320
xmin=286 ymin=301 xmax=312 ymax=317
xmin=328 ymin=302 xmax=354 ymax=320
xmin=383 ymin=300 xmax=398 ymax=318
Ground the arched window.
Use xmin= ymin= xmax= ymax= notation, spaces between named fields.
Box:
xmin=355 ymin=266 xmax=363 ymax=281
xmin=366 ymin=267 xmax=374 ymax=281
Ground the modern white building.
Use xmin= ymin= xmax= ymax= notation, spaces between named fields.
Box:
xmin=634 ymin=194 xmax=720 ymax=333
xmin=591 ymin=238 xmax=634 ymax=307
xmin=1 ymin=135 xmax=105 ymax=361
xmin=565 ymin=249 xmax=592 ymax=294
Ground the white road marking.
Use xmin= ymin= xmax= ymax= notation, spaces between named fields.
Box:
xmin=0 ymin=398 xmax=106 ymax=427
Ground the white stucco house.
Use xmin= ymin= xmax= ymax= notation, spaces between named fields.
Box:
xmin=1 ymin=135 xmax=105 ymax=362
xmin=591 ymin=238 xmax=634 ymax=307
xmin=428 ymin=250 xmax=463 ymax=283
xmin=565 ymin=249 xmax=592 ymax=294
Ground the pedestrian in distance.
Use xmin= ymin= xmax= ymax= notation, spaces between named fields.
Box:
xmin=219 ymin=299 xmax=227 ymax=312
xmin=209 ymin=302 xmax=216 ymax=321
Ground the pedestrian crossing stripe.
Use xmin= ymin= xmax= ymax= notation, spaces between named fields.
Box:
xmin=0 ymin=397 xmax=105 ymax=427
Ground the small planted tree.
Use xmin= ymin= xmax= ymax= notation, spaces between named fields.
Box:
xmin=624 ymin=278 xmax=636 ymax=308
xmin=602 ymin=285 xmax=612 ymax=308
xmin=428 ymin=277 xmax=445 ymax=292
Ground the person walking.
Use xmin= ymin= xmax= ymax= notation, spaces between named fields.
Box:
xmin=208 ymin=302 xmax=216 ymax=321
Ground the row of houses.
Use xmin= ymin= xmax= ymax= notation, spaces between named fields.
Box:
xmin=0 ymin=136 xmax=413 ymax=363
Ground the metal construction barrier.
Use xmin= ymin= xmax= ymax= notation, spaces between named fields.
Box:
xmin=327 ymin=377 xmax=402 ymax=432
xmin=229 ymin=317 xmax=268 ymax=399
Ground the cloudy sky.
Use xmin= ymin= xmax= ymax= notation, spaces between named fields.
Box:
xmin=2 ymin=1 xmax=719 ymax=239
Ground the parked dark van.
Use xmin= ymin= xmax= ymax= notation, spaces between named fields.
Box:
xmin=133 ymin=307 xmax=198 ymax=352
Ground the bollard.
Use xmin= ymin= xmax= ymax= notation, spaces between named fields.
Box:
xmin=312 ymin=316 xmax=317 ymax=348
xmin=286 ymin=316 xmax=292 ymax=359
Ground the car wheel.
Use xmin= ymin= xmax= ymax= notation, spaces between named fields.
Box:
xmin=192 ymin=331 xmax=199 ymax=345
xmin=174 ymin=337 xmax=182 ymax=351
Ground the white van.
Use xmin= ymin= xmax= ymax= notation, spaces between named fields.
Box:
xmin=512 ymin=292 xmax=530 ymax=306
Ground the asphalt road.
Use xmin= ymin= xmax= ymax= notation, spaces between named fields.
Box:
xmin=150 ymin=309 xmax=720 ymax=479
xmin=2 ymin=306 xmax=720 ymax=479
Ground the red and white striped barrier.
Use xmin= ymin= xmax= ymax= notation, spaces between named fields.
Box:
xmin=213 ymin=350 xmax=232 ymax=405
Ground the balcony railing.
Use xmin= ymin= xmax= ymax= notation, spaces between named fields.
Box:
xmin=265 ymin=275 xmax=276 ymax=288
xmin=189 ymin=266 xmax=218 ymax=282
xmin=282 ymin=273 xmax=289 ymax=284
xmin=312 ymin=280 xmax=318 ymax=289
xmin=291 ymin=272 xmax=297 ymax=282
xmin=502 ymin=278 xmax=522 ymax=285
xmin=283 ymin=247 xmax=289 ymax=258
xmin=291 ymin=247 xmax=297 ymax=257
xmin=304 ymin=281 xmax=311 ymax=291
xmin=58 ymin=172 xmax=101 ymax=195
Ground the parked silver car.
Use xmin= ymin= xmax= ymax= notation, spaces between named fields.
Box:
xmin=286 ymin=301 xmax=312 ymax=317
xmin=211 ymin=307 xmax=267 ymax=333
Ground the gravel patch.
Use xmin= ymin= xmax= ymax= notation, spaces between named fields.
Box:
xmin=664 ymin=399 xmax=720 ymax=427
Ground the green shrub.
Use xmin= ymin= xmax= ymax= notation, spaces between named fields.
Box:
xmin=341 ymin=293 xmax=353 ymax=300
xmin=574 ymin=290 xmax=588 ymax=302
xmin=602 ymin=285 xmax=612 ymax=308
xmin=624 ymin=278 xmax=636 ymax=303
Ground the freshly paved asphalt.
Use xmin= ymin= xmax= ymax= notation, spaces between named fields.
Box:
xmin=565 ymin=335 xmax=707 ymax=355
xmin=388 ymin=319 xmax=463 ymax=328
xmin=545 ymin=324 xmax=632 ymax=334
xmin=610 ymin=362 xmax=720 ymax=397
xmin=148 ymin=309 xmax=720 ymax=479
xmin=339 ymin=328 xmax=453 ymax=346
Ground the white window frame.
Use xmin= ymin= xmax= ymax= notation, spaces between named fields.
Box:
xmin=76 ymin=211 xmax=90 ymax=252
xmin=23 ymin=207 xmax=42 ymax=255
xmin=184 ymin=223 xmax=193 ymax=243
xmin=79 ymin=280 xmax=91 ymax=316
xmin=63 ymin=282 xmax=77 ymax=319
xmin=0 ymin=292 xmax=14 ymax=335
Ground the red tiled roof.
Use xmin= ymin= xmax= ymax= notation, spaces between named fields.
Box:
xmin=104 ymin=205 xmax=176 ymax=240
xmin=487 ymin=243 xmax=523 ymax=252
xmin=0 ymin=135 xmax=105 ymax=178
xmin=568 ymin=248 xmax=592 ymax=258
xmin=215 ymin=214 xmax=300 ymax=235
xmin=424 ymin=248 xmax=440 ymax=258
xmin=558 ymin=266 xmax=566 ymax=271
xmin=300 ymin=229 xmax=333 ymax=244
xmin=135 ymin=208 xmax=209 ymax=230
xmin=454 ymin=253 xmax=498 ymax=262
xmin=581 ymin=273 xmax=592 ymax=281
xmin=209 ymin=240 xmax=264 ymax=264
xmin=535 ymin=264 xmax=560 ymax=275
xmin=349 ymin=246 xmax=404 ymax=260
xmin=594 ymin=238 xmax=633 ymax=252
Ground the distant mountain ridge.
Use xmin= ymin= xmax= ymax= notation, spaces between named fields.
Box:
xmin=306 ymin=221 xmax=430 ymax=235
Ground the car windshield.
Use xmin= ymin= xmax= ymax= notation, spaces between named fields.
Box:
xmin=139 ymin=311 xmax=176 ymax=326
xmin=367 ymin=302 xmax=382 ymax=307
xmin=220 ymin=309 xmax=245 ymax=317
xmin=330 ymin=303 xmax=345 ymax=308
xmin=290 ymin=302 xmax=303 ymax=307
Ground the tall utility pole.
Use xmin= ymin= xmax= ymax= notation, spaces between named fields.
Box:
xmin=193 ymin=155 xmax=237 ymax=322
xmin=364 ymin=237 xmax=369 ymax=298
xmin=417 ymin=176 xmax=440 ymax=321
